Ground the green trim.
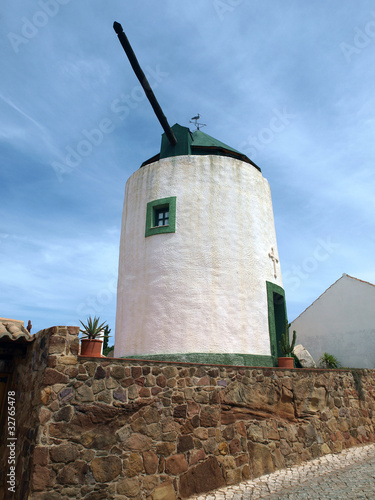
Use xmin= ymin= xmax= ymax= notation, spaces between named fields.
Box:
xmin=145 ymin=196 xmax=176 ymax=237
xmin=160 ymin=124 xmax=192 ymax=159
xmin=142 ymin=123 xmax=260 ymax=171
xmin=120 ymin=352 xmax=274 ymax=367
xmin=266 ymin=281 xmax=287 ymax=364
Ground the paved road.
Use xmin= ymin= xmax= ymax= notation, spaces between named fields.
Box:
xmin=191 ymin=443 xmax=375 ymax=500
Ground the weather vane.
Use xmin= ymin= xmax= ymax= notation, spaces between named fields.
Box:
xmin=189 ymin=114 xmax=206 ymax=131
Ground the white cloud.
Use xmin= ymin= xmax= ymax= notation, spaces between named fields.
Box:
xmin=1 ymin=0 xmax=375 ymax=334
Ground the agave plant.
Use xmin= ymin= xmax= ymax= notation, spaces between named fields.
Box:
xmin=79 ymin=316 xmax=108 ymax=340
xmin=319 ymin=352 xmax=341 ymax=369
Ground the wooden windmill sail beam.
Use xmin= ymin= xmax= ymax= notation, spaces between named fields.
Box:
xmin=113 ymin=22 xmax=177 ymax=147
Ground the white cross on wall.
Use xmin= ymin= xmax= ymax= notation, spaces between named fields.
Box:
xmin=268 ymin=247 xmax=279 ymax=278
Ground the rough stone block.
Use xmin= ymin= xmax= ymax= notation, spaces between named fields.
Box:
xmin=229 ymin=438 xmax=242 ymax=455
xmin=92 ymin=379 xmax=105 ymax=394
xmin=56 ymin=461 xmax=88 ymax=485
xmin=248 ymin=442 xmax=274 ymax=477
xmin=50 ymin=443 xmax=79 ymax=463
xmin=177 ymin=434 xmax=194 ymax=453
xmin=117 ymin=477 xmax=140 ymax=497
xmin=187 ymin=401 xmax=200 ymax=416
xmin=226 ymin=467 xmax=242 ymax=485
xmin=148 ymin=480 xmax=176 ymax=500
xmin=156 ymin=441 xmax=176 ymax=456
xmin=111 ymin=365 xmax=125 ymax=379
xmin=173 ymin=405 xmax=187 ymax=419
xmin=76 ymin=384 xmax=94 ymax=402
xmin=139 ymin=387 xmax=151 ymax=397
xmin=143 ymin=475 xmax=159 ymax=493
xmin=124 ymin=433 xmax=152 ymax=452
xmin=156 ymin=375 xmax=167 ymax=388
xmin=194 ymin=428 xmax=208 ymax=440
xmin=200 ymin=406 xmax=220 ymax=427
xmin=165 ymin=454 xmax=188 ymax=474
xmin=33 ymin=446 xmax=49 ymax=466
xmin=151 ymin=387 xmax=163 ymax=396
xmin=128 ymin=385 xmax=139 ymax=400
xmin=235 ymin=454 xmax=248 ymax=467
xmin=48 ymin=336 xmax=66 ymax=354
xmin=38 ymin=407 xmax=52 ymax=425
xmin=59 ymin=356 xmax=78 ymax=365
xmin=126 ymin=453 xmax=144 ymax=477
xmin=190 ymin=448 xmax=206 ymax=465
xmin=94 ymin=365 xmax=106 ymax=379
xmin=65 ymin=366 xmax=79 ymax=378
xmin=293 ymin=344 xmax=317 ymax=368
xmin=163 ymin=366 xmax=178 ymax=379
xmin=143 ymin=450 xmax=159 ymax=474
xmin=42 ymin=368 xmax=69 ymax=386
xmin=54 ymin=405 xmax=73 ymax=423
xmin=131 ymin=366 xmax=142 ymax=379
xmin=146 ymin=423 xmax=161 ymax=440
xmin=179 ymin=457 xmax=225 ymax=498
xmin=197 ymin=376 xmax=210 ymax=386
xmin=143 ymin=406 xmax=160 ymax=424
xmin=113 ymin=388 xmax=127 ymax=402
xmin=121 ymin=377 xmax=135 ymax=388
xmin=131 ymin=417 xmax=147 ymax=434
xmin=31 ymin=465 xmax=56 ymax=492
xmin=91 ymin=455 xmax=122 ymax=482
xmin=47 ymin=355 xmax=57 ymax=368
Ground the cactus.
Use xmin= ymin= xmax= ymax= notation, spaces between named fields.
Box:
xmin=279 ymin=321 xmax=296 ymax=357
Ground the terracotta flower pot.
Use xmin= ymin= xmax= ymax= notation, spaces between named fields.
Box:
xmin=278 ymin=357 xmax=294 ymax=368
xmin=80 ymin=339 xmax=103 ymax=357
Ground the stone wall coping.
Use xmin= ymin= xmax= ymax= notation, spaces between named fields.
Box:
xmin=77 ymin=355 xmax=373 ymax=373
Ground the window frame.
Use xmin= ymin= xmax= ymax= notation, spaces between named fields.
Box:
xmin=145 ymin=196 xmax=176 ymax=237
xmin=154 ymin=205 xmax=170 ymax=227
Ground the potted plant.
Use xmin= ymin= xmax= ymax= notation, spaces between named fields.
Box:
xmin=79 ymin=316 xmax=109 ymax=357
xmin=278 ymin=322 xmax=296 ymax=368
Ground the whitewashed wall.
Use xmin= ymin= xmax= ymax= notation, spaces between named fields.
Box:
xmin=115 ymin=155 xmax=283 ymax=357
xmin=291 ymin=274 xmax=375 ymax=368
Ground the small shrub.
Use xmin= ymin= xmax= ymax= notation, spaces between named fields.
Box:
xmin=319 ymin=352 xmax=341 ymax=369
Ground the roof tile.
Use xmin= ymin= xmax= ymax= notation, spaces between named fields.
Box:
xmin=0 ymin=321 xmax=34 ymax=343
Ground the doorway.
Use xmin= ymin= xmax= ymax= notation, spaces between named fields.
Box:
xmin=266 ymin=281 xmax=287 ymax=363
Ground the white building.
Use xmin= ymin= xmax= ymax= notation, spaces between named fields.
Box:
xmin=291 ymin=274 xmax=375 ymax=368
xmin=115 ymin=124 xmax=286 ymax=366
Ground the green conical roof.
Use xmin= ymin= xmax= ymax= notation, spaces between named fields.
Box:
xmin=191 ymin=129 xmax=241 ymax=153
xmin=141 ymin=123 xmax=260 ymax=171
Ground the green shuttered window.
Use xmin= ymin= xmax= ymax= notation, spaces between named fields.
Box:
xmin=145 ymin=196 xmax=176 ymax=237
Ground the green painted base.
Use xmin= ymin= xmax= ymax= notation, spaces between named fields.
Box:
xmin=120 ymin=352 xmax=276 ymax=367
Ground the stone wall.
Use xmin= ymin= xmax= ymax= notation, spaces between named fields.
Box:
xmin=2 ymin=326 xmax=375 ymax=499
xmin=0 ymin=326 xmax=79 ymax=500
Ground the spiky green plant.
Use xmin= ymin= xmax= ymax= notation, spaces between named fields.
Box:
xmin=279 ymin=321 xmax=296 ymax=357
xmin=79 ymin=316 xmax=108 ymax=340
xmin=319 ymin=352 xmax=341 ymax=369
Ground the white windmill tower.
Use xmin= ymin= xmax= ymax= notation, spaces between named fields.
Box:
xmin=113 ymin=22 xmax=287 ymax=366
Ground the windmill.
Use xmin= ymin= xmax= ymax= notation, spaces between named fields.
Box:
xmin=112 ymin=21 xmax=286 ymax=367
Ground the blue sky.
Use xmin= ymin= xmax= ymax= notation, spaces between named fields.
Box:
xmin=1 ymin=1 xmax=375 ymax=338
